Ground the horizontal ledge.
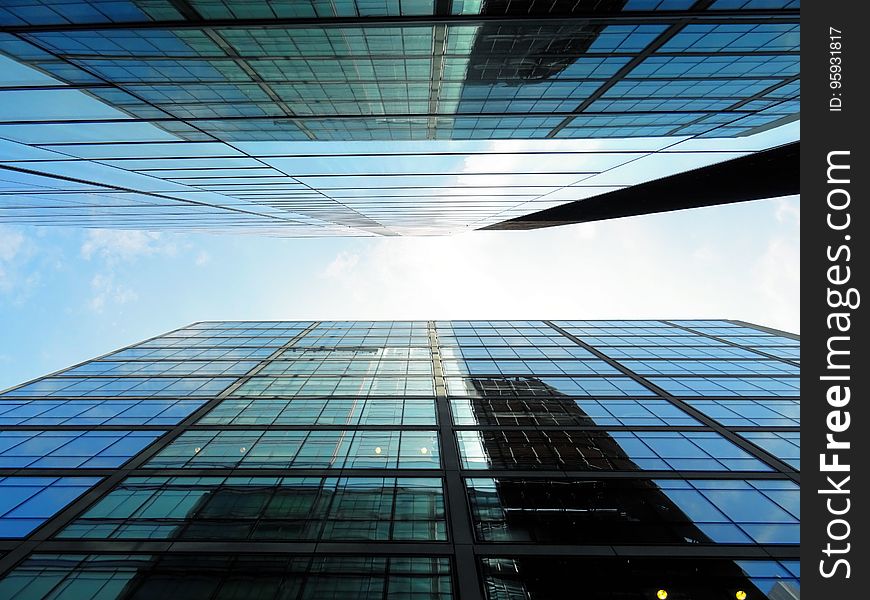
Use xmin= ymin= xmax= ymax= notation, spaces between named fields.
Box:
xmin=0 ymin=10 xmax=799 ymax=33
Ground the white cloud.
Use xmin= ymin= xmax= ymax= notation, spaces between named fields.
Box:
xmin=89 ymin=273 xmax=138 ymax=312
xmin=321 ymin=251 xmax=360 ymax=279
xmin=194 ymin=250 xmax=211 ymax=267
xmin=0 ymin=227 xmax=25 ymax=293
xmin=749 ymin=196 xmax=800 ymax=333
xmin=81 ymin=229 xmax=176 ymax=263
xmin=0 ymin=226 xmax=39 ymax=300
xmin=773 ymin=195 xmax=800 ymax=225
xmin=78 ymin=229 xmax=178 ymax=312
xmin=0 ymin=227 xmax=24 ymax=263
xmin=751 ymin=236 xmax=799 ymax=331
xmin=458 ymin=141 xmax=533 ymax=189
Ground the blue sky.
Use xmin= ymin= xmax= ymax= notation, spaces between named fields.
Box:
xmin=0 ymin=191 xmax=799 ymax=390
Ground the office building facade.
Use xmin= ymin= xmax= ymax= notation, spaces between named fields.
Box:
xmin=0 ymin=0 xmax=800 ymax=142
xmin=0 ymin=319 xmax=799 ymax=598
xmin=0 ymin=1 xmax=799 ymax=235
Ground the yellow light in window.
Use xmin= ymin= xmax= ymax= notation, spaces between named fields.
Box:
xmin=420 ymin=447 xmax=429 ymax=455
xmin=656 ymin=590 xmax=668 ymax=600
xmin=736 ymin=591 xmax=747 ymax=600
xmin=374 ymin=447 xmax=382 ymax=455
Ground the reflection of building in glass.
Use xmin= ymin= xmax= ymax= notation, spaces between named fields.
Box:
xmin=460 ymin=376 xmax=716 ymax=546
xmin=0 ymin=319 xmax=799 ymax=598
xmin=479 ymin=556 xmax=801 ymax=600
xmin=0 ymin=1 xmax=799 ymax=141
xmin=0 ymin=1 xmax=799 ymax=235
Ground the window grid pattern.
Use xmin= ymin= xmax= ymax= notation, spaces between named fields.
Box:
xmin=685 ymin=398 xmax=799 ymax=427
xmin=0 ymin=376 xmax=238 ymax=398
xmin=739 ymin=431 xmax=799 ymax=469
xmin=58 ymin=475 xmax=446 ymax=542
xmin=145 ymin=429 xmax=441 ymax=470
xmin=0 ymin=4 xmax=799 ymax=236
xmin=0 ymin=554 xmax=454 ymax=600
xmin=10 ymin=21 xmax=798 ymax=139
xmin=450 ymin=397 xmax=701 ymax=427
xmin=0 ymin=398 xmax=206 ymax=426
xmin=456 ymin=429 xmax=772 ymax=472
xmin=0 ymin=319 xmax=800 ymax=597
xmin=0 ymin=477 xmax=102 ymax=538
xmin=199 ymin=397 xmax=436 ymax=426
xmin=465 ymin=477 xmax=798 ymax=545
xmin=0 ymin=430 xmax=162 ymax=469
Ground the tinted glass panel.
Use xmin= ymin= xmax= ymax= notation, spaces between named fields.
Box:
xmin=0 ymin=431 xmax=161 ymax=468
xmin=59 ymin=476 xmax=446 ymax=542
xmin=456 ymin=430 xmax=771 ymax=471
xmin=466 ymin=478 xmax=798 ymax=544
xmin=0 ymin=477 xmax=101 ymax=538
xmin=0 ymin=554 xmax=453 ymax=600
xmin=146 ymin=430 xmax=440 ymax=469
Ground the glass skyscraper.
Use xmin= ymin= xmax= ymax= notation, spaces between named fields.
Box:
xmin=0 ymin=319 xmax=800 ymax=599
xmin=0 ymin=0 xmax=799 ymax=235
xmin=0 ymin=0 xmax=799 ymax=141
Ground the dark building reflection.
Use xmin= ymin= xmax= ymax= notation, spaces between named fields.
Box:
xmin=463 ymin=376 xmax=650 ymax=470
xmin=459 ymin=373 xmax=794 ymax=597
xmin=463 ymin=375 xmax=720 ymax=544
xmin=1 ymin=554 xmax=452 ymax=600
xmin=481 ymin=556 xmax=779 ymax=600
xmin=464 ymin=0 xmax=627 ymax=84
xmin=0 ymin=319 xmax=802 ymax=599
xmin=0 ymin=0 xmax=799 ymax=142
xmin=59 ymin=477 xmax=447 ymax=542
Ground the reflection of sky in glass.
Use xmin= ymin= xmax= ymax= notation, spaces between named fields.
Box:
xmin=0 ymin=430 xmax=161 ymax=468
xmin=0 ymin=476 xmax=102 ymax=538
xmin=654 ymin=479 xmax=799 ymax=544
xmin=736 ymin=559 xmax=801 ymax=596
xmin=465 ymin=477 xmax=798 ymax=545
xmin=0 ymin=51 xmax=799 ymax=236
xmin=740 ymin=431 xmax=800 ymax=469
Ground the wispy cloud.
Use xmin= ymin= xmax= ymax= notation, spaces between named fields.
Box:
xmin=79 ymin=230 xmax=171 ymax=312
xmin=773 ymin=194 xmax=800 ymax=225
xmin=0 ymin=226 xmax=25 ymax=293
xmin=78 ymin=229 xmax=197 ymax=312
xmin=751 ymin=196 xmax=800 ymax=331
xmin=321 ymin=251 xmax=360 ymax=279
xmin=89 ymin=273 xmax=137 ymax=312
xmin=0 ymin=227 xmax=24 ymax=263
xmin=0 ymin=225 xmax=41 ymax=302
xmin=80 ymin=229 xmax=177 ymax=263
xmin=194 ymin=250 xmax=211 ymax=267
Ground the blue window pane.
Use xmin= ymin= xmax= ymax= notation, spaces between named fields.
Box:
xmin=0 ymin=477 xmax=101 ymax=538
xmin=687 ymin=398 xmax=799 ymax=427
xmin=660 ymin=24 xmax=800 ymax=52
xmin=741 ymin=431 xmax=800 ymax=469
xmin=0 ymin=431 xmax=161 ymax=468
xmin=650 ymin=377 xmax=799 ymax=397
xmin=1 ymin=376 xmax=237 ymax=398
